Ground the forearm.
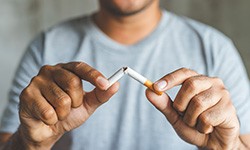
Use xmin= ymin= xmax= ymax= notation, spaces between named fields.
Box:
xmin=0 ymin=127 xmax=54 ymax=150
xmin=0 ymin=130 xmax=27 ymax=150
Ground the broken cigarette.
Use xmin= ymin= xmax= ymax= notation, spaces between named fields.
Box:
xmin=108 ymin=67 xmax=163 ymax=95
xmin=108 ymin=67 xmax=126 ymax=86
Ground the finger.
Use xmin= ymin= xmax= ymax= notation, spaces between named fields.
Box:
xmin=145 ymin=89 xmax=207 ymax=147
xmin=146 ymin=89 xmax=181 ymax=127
xmin=20 ymin=87 xmax=58 ymax=125
xmin=183 ymin=87 xmax=222 ymax=127
xmin=52 ymin=68 xmax=84 ymax=108
xmin=39 ymin=81 xmax=72 ymax=121
xmin=153 ymin=68 xmax=198 ymax=91
xmin=196 ymin=91 xmax=237 ymax=134
xmin=83 ymin=82 xmax=120 ymax=114
xmin=62 ymin=62 xmax=109 ymax=90
xmin=173 ymin=76 xmax=214 ymax=112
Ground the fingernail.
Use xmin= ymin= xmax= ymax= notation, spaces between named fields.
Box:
xmin=96 ymin=76 xmax=109 ymax=89
xmin=155 ymin=80 xmax=167 ymax=91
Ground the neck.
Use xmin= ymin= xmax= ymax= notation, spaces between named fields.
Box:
xmin=94 ymin=1 xmax=162 ymax=45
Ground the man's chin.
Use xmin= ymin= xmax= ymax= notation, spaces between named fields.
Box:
xmin=108 ymin=8 xmax=148 ymax=17
xmin=102 ymin=0 xmax=154 ymax=17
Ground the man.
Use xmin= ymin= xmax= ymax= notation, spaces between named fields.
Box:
xmin=0 ymin=0 xmax=250 ymax=149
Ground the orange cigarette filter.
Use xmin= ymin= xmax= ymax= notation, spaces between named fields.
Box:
xmin=144 ymin=80 xmax=163 ymax=95
xmin=124 ymin=67 xmax=163 ymax=95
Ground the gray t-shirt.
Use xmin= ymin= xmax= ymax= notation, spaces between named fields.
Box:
xmin=1 ymin=10 xmax=250 ymax=149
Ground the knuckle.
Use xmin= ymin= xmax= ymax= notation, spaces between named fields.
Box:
xmin=19 ymin=92 xmax=29 ymax=111
xmin=192 ymin=96 xmax=204 ymax=110
xmin=180 ymin=67 xmax=189 ymax=72
xmin=67 ymin=77 xmax=81 ymax=89
xmin=88 ymin=69 xmax=100 ymax=79
xmin=167 ymin=73 xmax=177 ymax=83
xmin=49 ymin=86 xmax=72 ymax=107
xmin=225 ymin=99 xmax=234 ymax=111
xmin=55 ymin=63 xmax=64 ymax=67
xmin=184 ymin=78 xmax=198 ymax=91
xmin=180 ymin=67 xmax=196 ymax=76
xmin=57 ymin=95 xmax=71 ymax=107
xmin=222 ymin=89 xmax=230 ymax=98
xmin=74 ymin=62 xmax=86 ymax=70
xmin=56 ymin=109 xmax=69 ymax=121
xmin=40 ymin=65 xmax=53 ymax=73
xmin=30 ymin=76 xmax=43 ymax=84
xmin=173 ymin=102 xmax=185 ymax=112
xmin=20 ymin=87 xmax=33 ymax=101
xmin=199 ymin=113 xmax=210 ymax=124
xmin=197 ymin=127 xmax=207 ymax=134
xmin=213 ymin=77 xmax=224 ymax=86
xmin=63 ymin=125 xmax=72 ymax=132
xmin=41 ymin=108 xmax=56 ymax=121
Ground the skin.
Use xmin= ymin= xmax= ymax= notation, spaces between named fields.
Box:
xmin=148 ymin=68 xmax=250 ymax=149
xmin=0 ymin=0 xmax=250 ymax=149
xmin=94 ymin=0 xmax=162 ymax=45
xmin=1 ymin=62 xmax=120 ymax=149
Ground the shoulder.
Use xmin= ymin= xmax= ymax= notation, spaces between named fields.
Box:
xmin=162 ymin=10 xmax=239 ymax=76
xmin=165 ymin=11 xmax=233 ymax=48
xmin=29 ymin=15 xmax=92 ymax=48
xmin=37 ymin=15 xmax=94 ymax=63
xmin=44 ymin=15 xmax=91 ymax=42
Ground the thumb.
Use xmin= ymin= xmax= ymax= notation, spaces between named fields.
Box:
xmin=145 ymin=89 xmax=180 ymax=125
xmin=145 ymin=89 xmax=207 ymax=147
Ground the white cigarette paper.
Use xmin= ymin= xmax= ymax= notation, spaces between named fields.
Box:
xmin=108 ymin=67 xmax=126 ymax=87
xmin=124 ymin=67 xmax=147 ymax=84
xmin=107 ymin=67 xmax=162 ymax=95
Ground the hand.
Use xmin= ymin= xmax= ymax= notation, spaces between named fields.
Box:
xmin=18 ymin=62 xmax=119 ymax=149
xmin=146 ymin=68 xmax=241 ymax=149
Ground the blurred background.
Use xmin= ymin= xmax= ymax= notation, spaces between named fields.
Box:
xmin=0 ymin=0 xmax=250 ymax=120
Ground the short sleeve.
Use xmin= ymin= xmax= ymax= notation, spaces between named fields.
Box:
xmin=0 ymin=33 xmax=44 ymax=133
xmin=212 ymin=37 xmax=250 ymax=134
